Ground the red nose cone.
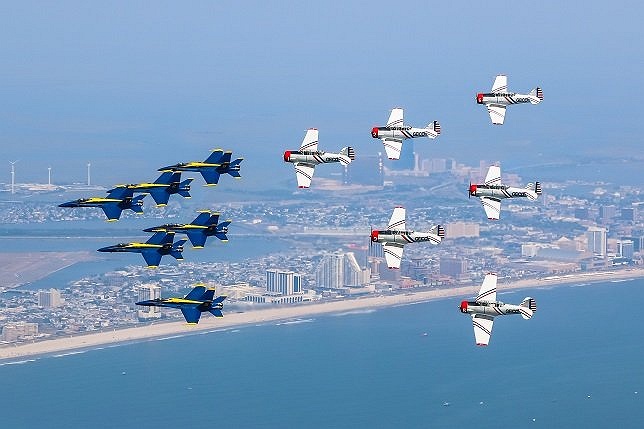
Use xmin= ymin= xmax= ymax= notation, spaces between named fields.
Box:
xmin=371 ymin=127 xmax=379 ymax=138
xmin=370 ymin=230 xmax=379 ymax=242
xmin=283 ymin=150 xmax=291 ymax=162
xmin=469 ymin=184 xmax=477 ymax=195
xmin=476 ymin=93 xmax=484 ymax=104
xmin=460 ymin=300 xmax=468 ymax=313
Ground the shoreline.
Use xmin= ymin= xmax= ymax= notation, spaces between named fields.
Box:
xmin=1 ymin=268 xmax=643 ymax=361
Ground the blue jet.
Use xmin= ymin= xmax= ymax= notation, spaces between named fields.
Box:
xmin=59 ymin=187 xmax=145 ymax=221
xmin=97 ymin=232 xmax=186 ymax=268
xmin=143 ymin=210 xmax=231 ymax=248
xmin=108 ymin=172 xmax=193 ymax=206
xmin=136 ymin=285 xmax=227 ymax=324
xmin=159 ymin=149 xmax=243 ymax=186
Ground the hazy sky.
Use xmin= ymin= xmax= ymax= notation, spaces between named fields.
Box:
xmin=1 ymin=1 xmax=643 ymax=187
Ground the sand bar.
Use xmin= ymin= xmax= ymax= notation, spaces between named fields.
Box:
xmin=1 ymin=268 xmax=643 ymax=360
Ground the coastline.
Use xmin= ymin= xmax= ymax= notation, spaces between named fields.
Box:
xmin=1 ymin=268 xmax=643 ymax=361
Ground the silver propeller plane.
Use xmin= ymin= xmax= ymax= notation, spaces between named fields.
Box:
xmin=476 ymin=74 xmax=543 ymax=125
xmin=469 ymin=165 xmax=541 ymax=220
xmin=459 ymin=273 xmax=537 ymax=346
xmin=370 ymin=206 xmax=444 ymax=269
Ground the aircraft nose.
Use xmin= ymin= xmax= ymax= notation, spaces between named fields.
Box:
xmin=370 ymin=230 xmax=379 ymax=242
xmin=283 ymin=151 xmax=291 ymax=162
xmin=371 ymin=127 xmax=379 ymax=138
xmin=476 ymin=93 xmax=484 ymax=104
xmin=97 ymin=246 xmax=113 ymax=252
xmin=59 ymin=202 xmax=74 ymax=207
xmin=469 ymin=183 xmax=477 ymax=196
xmin=460 ymin=300 xmax=468 ymax=313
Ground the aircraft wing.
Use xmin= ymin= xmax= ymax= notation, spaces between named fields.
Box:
xmin=186 ymin=231 xmax=208 ymax=248
xmin=180 ymin=306 xmax=202 ymax=324
xmin=148 ymin=189 xmax=170 ymax=206
xmin=101 ymin=204 xmax=123 ymax=221
xmin=487 ymin=104 xmax=506 ymax=125
xmin=387 ymin=108 xmax=404 ymax=128
xmin=472 ymin=314 xmax=494 ymax=346
xmin=294 ymin=163 xmax=315 ymax=188
xmin=484 ymin=166 xmax=501 ymax=185
xmin=199 ymin=170 xmax=222 ymax=186
xmin=300 ymin=129 xmax=319 ymax=152
xmin=141 ymin=250 xmax=163 ymax=268
xmin=491 ymin=75 xmax=507 ymax=93
xmin=382 ymin=138 xmax=403 ymax=160
xmin=476 ymin=274 xmax=497 ymax=303
xmin=382 ymin=242 xmax=404 ymax=269
xmin=387 ymin=206 xmax=406 ymax=231
xmin=480 ymin=197 xmax=502 ymax=220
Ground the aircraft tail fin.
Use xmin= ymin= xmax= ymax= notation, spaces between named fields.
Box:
xmin=534 ymin=181 xmax=542 ymax=195
xmin=529 ymin=87 xmax=543 ymax=104
xmin=430 ymin=224 xmax=445 ymax=238
xmin=340 ymin=147 xmax=356 ymax=161
xmin=519 ymin=297 xmax=537 ymax=319
xmin=226 ymin=158 xmax=243 ymax=178
xmin=130 ymin=195 xmax=146 ymax=213
xmin=170 ymin=239 xmax=186 ymax=260
xmin=204 ymin=149 xmax=225 ymax=164
xmin=425 ymin=121 xmax=441 ymax=138
xmin=215 ymin=221 xmax=231 ymax=241
xmin=178 ymin=179 xmax=193 ymax=197
xmin=153 ymin=171 xmax=179 ymax=185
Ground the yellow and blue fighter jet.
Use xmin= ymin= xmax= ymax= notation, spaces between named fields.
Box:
xmin=143 ymin=210 xmax=230 ymax=248
xmin=158 ymin=149 xmax=243 ymax=186
xmin=59 ymin=187 xmax=145 ymax=221
xmin=136 ymin=284 xmax=226 ymax=324
xmin=108 ymin=171 xmax=193 ymax=206
xmin=97 ymin=231 xmax=186 ymax=268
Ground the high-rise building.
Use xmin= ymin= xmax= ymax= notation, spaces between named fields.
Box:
xmin=266 ymin=269 xmax=302 ymax=295
xmin=621 ymin=207 xmax=635 ymax=221
xmin=617 ymin=240 xmax=635 ymax=259
xmin=439 ymin=257 xmax=468 ymax=278
xmin=586 ymin=227 xmax=607 ymax=256
xmin=137 ymin=284 xmax=161 ymax=320
xmin=600 ymin=205 xmax=617 ymax=222
xmin=316 ymin=252 xmax=369 ymax=289
xmin=37 ymin=289 xmax=63 ymax=308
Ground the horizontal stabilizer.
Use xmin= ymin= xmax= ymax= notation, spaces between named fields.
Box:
xmin=209 ymin=309 xmax=224 ymax=317
xmin=200 ymin=170 xmax=221 ymax=186
xmin=212 ymin=295 xmax=227 ymax=304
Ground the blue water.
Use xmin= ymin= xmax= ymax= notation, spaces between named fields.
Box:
xmin=1 ymin=279 xmax=643 ymax=428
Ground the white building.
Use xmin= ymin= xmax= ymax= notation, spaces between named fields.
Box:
xmin=37 ymin=289 xmax=63 ymax=308
xmin=316 ymin=252 xmax=370 ymax=289
xmin=137 ymin=284 xmax=162 ymax=320
xmin=266 ymin=269 xmax=303 ymax=295
xmin=586 ymin=227 xmax=607 ymax=256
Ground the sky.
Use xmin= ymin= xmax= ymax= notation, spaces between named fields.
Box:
xmin=1 ymin=1 xmax=643 ymax=188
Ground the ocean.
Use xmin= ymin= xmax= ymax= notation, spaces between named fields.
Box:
xmin=1 ymin=278 xmax=643 ymax=428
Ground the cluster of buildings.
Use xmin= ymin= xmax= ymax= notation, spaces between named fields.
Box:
xmin=1 ymin=156 xmax=642 ymax=344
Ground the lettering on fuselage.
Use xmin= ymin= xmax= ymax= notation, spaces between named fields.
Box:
xmin=511 ymin=192 xmax=528 ymax=197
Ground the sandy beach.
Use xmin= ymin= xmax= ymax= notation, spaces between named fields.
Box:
xmin=1 ymin=268 xmax=643 ymax=361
